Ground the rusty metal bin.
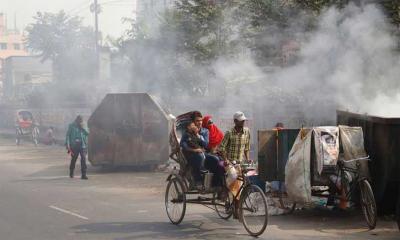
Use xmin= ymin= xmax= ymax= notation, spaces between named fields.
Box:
xmin=258 ymin=129 xmax=300 ymax=182
xmin=337 ymin=110 xmax=400 ymax=216
xmin=88 ymin=93 xmax=172 ymax=167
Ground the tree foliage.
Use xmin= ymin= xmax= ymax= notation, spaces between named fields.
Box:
xmin=26 ymin=11 xmax=96 ymax=84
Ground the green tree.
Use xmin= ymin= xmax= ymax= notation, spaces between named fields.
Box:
xmin=381 ymin=0 xmax=400 ymax=26
xmin=26 ymin=11 xmax=96 ymax=85
xmin=119 ymin=1 xmax=236 ymax=98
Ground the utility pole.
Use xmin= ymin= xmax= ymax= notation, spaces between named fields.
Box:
xmin=91 ymin=0 xmax=100 ymax=82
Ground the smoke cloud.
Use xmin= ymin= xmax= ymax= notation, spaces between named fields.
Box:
xmin=213 ymin=3 xmax=400 ymax=126
xmin=110 ymin=3 xmax=400 ymax=128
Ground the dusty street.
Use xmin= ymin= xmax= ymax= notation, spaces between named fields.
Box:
xmin=0 ymin=137 xmax=398 ymax=240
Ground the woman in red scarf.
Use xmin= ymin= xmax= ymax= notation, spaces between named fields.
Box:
xmin=202 ymin=115 xmax=224 ymax=153
xmin=202 ymin=115 xmax=225 ymax=188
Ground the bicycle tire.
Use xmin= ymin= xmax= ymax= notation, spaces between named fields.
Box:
xmin=165 ymin=177 xmax=186 ymax=225
xmin=359 ymin=179 xmax=377 ymax=229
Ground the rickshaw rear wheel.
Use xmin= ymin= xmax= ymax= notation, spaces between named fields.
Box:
xmin=165 ymin=177 xmax=186 ymax=225
xmin=32 ymin=127 xmax=39 ymax=146
xmin=239 ymin=184 xmax=268 ymax=237
xmin=16 ymin=129 xmax=20 ymax=145
xmin=213 ymin=188 xmax=234 ymax=220
xmin=359 ymin=179 xmax=377 ymax=229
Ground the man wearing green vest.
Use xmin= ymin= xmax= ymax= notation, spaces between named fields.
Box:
xmin=65 ymin=115 xmax=89 ymax=180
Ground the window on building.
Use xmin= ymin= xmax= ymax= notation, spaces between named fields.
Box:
xmin=0 ymin=43 xmax=7 ymax=50
xmin=13 ymin=43 xmax=20 ymax=50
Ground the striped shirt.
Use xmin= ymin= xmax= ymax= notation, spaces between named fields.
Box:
xmin=219 ymin=127 xmax=250 ymax=163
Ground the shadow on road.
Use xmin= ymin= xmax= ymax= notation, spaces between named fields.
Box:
xmin=72 ymin=221 xmax=243 ymax=240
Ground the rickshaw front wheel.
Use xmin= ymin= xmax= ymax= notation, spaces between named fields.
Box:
xmin=165 ymin=177 xmax=186 ymax=225
xmin=239 ymin=184 xmax=268 ymax=237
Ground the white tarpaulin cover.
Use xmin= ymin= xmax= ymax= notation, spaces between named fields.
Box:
xmin=285 ymin=129 xmax=312 ymax=203
xmin=285 ymin=126 xmax=368 ymax=203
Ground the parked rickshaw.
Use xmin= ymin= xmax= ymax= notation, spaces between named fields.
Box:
xmin=337 ymin=110 xmax=400 ymax=231
xmin=15 ymin=110 xmax=39 ymax=146
xmin=165 ymin=113 xmax=269 ymax=237
xmin=258 ymin=126 xmax=377 ymax=229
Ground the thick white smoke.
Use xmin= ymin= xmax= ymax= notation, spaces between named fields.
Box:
xmin=214 ymin=3 xmax=400 ymax=123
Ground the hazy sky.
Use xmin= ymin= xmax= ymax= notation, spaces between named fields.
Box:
xmin=1 ymin=0 xmax=136 ymax=38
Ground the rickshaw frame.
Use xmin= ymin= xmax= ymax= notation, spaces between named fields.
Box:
xmin=15 ymin=110 xmax=40 ymax=146
xmin=165 ymin=119 xmax=269 ymax=237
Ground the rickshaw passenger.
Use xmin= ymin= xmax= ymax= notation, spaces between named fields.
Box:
xmin=180 ymin=121 xmax=206 ymax=187
xmin=191 ymin=111 xmax=209 ymax=148
xmin=202 ymin=115 xmax=225 ymax=187
xmin=202 ymin=115 xmax=224 ymax=153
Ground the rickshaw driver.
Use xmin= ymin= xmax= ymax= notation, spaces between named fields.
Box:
xmin=219 ymin=111 xmax=251 ymax=165
xmin=219 ymin=111 xmax=251 ymax=218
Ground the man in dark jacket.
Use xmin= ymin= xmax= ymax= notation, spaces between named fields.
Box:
xmin=66 ymin=115 xmax=89 ymax=179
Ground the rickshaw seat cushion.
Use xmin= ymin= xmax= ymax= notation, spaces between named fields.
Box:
xmin=19 ymin=121 xmax=33 ymax=128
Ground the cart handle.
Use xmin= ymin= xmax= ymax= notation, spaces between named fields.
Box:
xmin=341 ymin=156 xmax=370 ymax=163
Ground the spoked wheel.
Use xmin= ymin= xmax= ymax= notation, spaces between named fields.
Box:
xmin=239 ymin=184 xmax=268 ymax=237
xmin=359 ymin=179 xmax=377 ymax=229
xmin=165 ymin=177 xmax=186 ymax=225
xmin=16 ymin=129 xmax=20 ymax=145
xmin=213 ymin=188 xmax=234 ymax=220
xmin=32 ymin=127 xmax=39 ymax=146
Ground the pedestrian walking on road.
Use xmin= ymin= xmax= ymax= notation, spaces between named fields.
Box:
xmin=65 ymin=115 xmax=89 ymax=180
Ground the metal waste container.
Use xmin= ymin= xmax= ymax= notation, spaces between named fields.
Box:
xmin=88 ymin=93 xmax=172 ymax=167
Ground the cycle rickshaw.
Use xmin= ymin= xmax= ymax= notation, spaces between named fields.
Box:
xmin=15 ymin=110 xmax=40 ymax=146
xmin=258 ymin=126 xmax=377 ymax=229
xmin=165 ymin=113 xmax=269 ymax=237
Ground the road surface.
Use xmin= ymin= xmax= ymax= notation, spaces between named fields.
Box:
xmin=0 ymin=137 xmax=398 ymax=240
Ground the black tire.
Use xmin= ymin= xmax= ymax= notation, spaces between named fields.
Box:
xmin=213 ymin=188 xmax=234 ymax=220
xmin=32 ymin=128 xmax=39 ymax=146
xmin=165 ymin=177 xmax=186 ymax=225
xmin=396 ymin=188 xmax=400 ymax=231
xmin=359 ymin=179 xmax=377 ymax=229
xmin=239 ymin=184 xmax=268 ymax=237
xmin=16 ymin=129 xmax=20 ymax=145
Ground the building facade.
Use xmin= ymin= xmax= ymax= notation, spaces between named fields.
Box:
xmin=3 ymin=56 xmax=52 ymax=100
xmin=0 ymin=13 xmax=29 ymax=98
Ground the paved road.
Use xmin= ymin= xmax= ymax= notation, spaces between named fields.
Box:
xmin=0 ymin=137 xmax=398 ymax=240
